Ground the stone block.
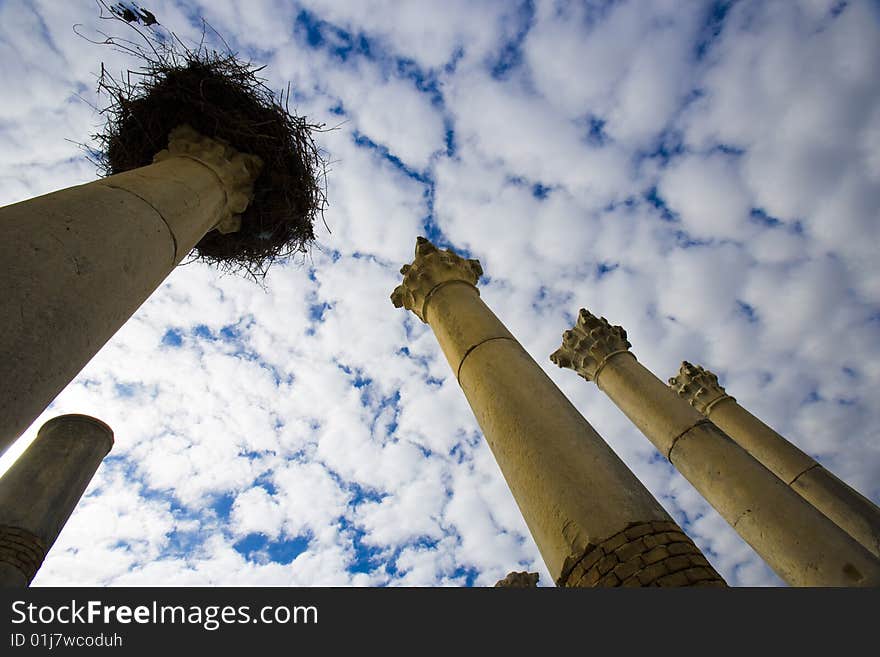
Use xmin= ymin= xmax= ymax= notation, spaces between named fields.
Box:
xmin=637 ymin=561 xmax=669 ymax=585
xmin=577 ymin=566 xmax=602 ymax=587
xmin=684 ymin=567 xmax=713 ymax=583
xmin=624 ymin=523 xmax=654 ymax=540
xmin=597 ymin=572 xmax=621 ymax=587
xmin=664 ymin=555 xmax=692 ymax=573
xmin=651 ymin=521 xmax=681 ymax=533
xmin=597 ymin=554 xmax=618 ymax=575
xmin=656 ymin=571 xmax=690 ymax=587
xmin=688 ymin=554 xmax=710 ymax=567
xmin=567 ymin=562 xmax=587 ymax=585
xmin=614 ymin=539 xmax=648 ymax=562
xmin=642 ymin=546 xmax=670 ymax=565
xmin=613 ymin=559 xmax=642 ymax=581
xmin=601 ymin=532 xmax=628 ymax=553
xmin=579 ymin=547 xmax=604 ymax=572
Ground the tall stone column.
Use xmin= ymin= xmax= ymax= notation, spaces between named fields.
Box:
xmin=552 ymin=309 xmax=880 ymax=586
xmin=392 ymin=238 xmax=725 ymax=587
xmin=0 ymin=414 xmax=113 ymax=586
xmin=670 ymin=361 xmax=880 ymax=558
xmin=0 ymin=125 xmax=262 ymax=454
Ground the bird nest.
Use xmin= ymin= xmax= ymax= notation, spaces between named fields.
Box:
xmin=82 ymin=4 xmax=328 ymax=279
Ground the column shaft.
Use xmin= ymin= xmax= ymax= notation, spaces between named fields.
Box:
xmin=0 ymin=127 xmax=260 ymax=454
xmin=708 ymin=398 xmax=880 ymax=557
xmin=394 ymin=239 xmax=725 ymax=587
xmin=0 ymin=415 xmax=113 ymax=586
xmin=556 ymin=321 xmax=880 ymax=585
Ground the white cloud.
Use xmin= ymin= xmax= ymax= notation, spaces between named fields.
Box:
xmin=296 ymin=0 xmax=515 ymax=70
xmin=2 ymin=0 xmax=878 ymax=589
xmin=658 ymin=153 xmax=754 ymax=241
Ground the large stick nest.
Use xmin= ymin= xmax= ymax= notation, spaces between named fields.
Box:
xmin=81 ymin=3 xmax=328 ymax=279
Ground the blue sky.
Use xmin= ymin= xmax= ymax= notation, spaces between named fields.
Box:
xmin=1 ymin=0 xmax=879 ymax=586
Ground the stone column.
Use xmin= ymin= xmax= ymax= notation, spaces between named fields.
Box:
xmin=392 ymin=238 xmax=725 ymax=587
xmin=0 ymin=125 xmax=262 ymax=455
xmin=552 ymin=310 xmax=880 ymax=586
xmin=0 ymin=414 xmax=113 ymax=586
xmin=670 ymin=361 xmax=880 ymax=558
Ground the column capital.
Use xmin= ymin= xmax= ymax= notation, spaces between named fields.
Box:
xmin=550 ymin=309 xmax=632 ymax=382
xmin=668 ymin=361 xmax=734 ymax=415
xmin=493 ymin=571 xmax=539 ymax=587
xmin=390 ymin=237 xmax=483 ymax=323
xmin=153 ymin=124 xmax=264 ymax=234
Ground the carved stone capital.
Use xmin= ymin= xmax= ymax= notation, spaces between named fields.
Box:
xmin=494 ymin=571 xmax=539 ymax=587
xmin=153 ymin=124 xmax=264 ymax=234
xmin=390 ymin=237 xmax=483 ymax=323
xmin=550 ymin=309 xmax=631 ymax=382
xmin=668 ymin=361 xmax=734 ymax=415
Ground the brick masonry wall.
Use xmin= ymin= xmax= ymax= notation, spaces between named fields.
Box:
xmin=0 ymin=525 xmax=47 ymax=584
xmin=561 ymin=521 xmax=727 ymax=587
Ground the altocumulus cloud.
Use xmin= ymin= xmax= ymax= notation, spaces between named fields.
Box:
xmin=0 ymin=0 xmax=878 ymax=587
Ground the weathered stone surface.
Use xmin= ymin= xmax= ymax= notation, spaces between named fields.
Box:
xmin=392 ymin=239 xmax=678 ymax=584
xmin=790 ymin=466 xmax=880 ymax=558
xmin=578 ymin=546 xmax=605 ymax=572
xmin=675 ymin=362 xmax=880 ymax=559
xmin=390 ymin=237 xmax=483 ymax=324
xmin=688 ymin=554 xmax=711 ymax=568
xmin=391 ymin=240 xmax=726 ymax=587
xmin=671 ymin=421 xmax=880 ymax=586
xmin=550 ymin=309 xmax=631 ymax=382
xmin=566 ymin=522 xmax=726 ymax=588
xmin=642 ymin=546 xmax=670 ymax=565
xmin=685 ymin=567 xmax=715 ymax=583
xmin=0 ymin=526 xmax=45 ymax=584
xmin=597 ymin=572 xmax=621 ymax=587
xmin=662 ymin=531 xmax=690 ymax=544
xmin=494 ymin=571 xmax=539 ymax=588
xmin=554 ymin=312 xmax=880 ymax=586
xmin=597 ymin=554 xmax=618 ymax=575
xmin=555 ymin=319 xmax=706 ymax=458
xmin=664 ymin=555 xmax=693 ymax=573
xmin=567 ymin=562 xmax=588 ymax=586
xmin=656 ymin=571 xmax=690 ymax=587
xmin=0 ymin=126 xmax=261 ymax=453
xmin=601 ymin=531 xmax=628 ymax=553
xmin=668 ymin=361 xmax=732 ymax=415
xmin=0 ymin=415 xmax=113 ymax=586
xmin=612 ymin=559 xmax=642 ymax=581
xmin=637 ymin=562 xmax=669 ymax=585
xmin=153 ymin=124 xmax=263 ymax=234
xmin=579 ymin=565 xmax=603 ymax=587
xmin=614 ymin=539 xmax=647 ymax=563
xmin=624 ymin=523 xmax=653 ymax=540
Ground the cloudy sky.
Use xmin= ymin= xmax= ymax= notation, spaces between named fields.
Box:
xmin=1 ymin=0 xmax=878 ymax=587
